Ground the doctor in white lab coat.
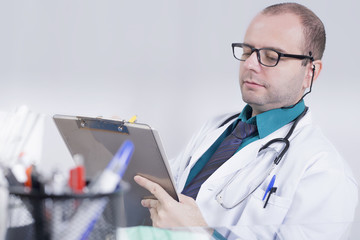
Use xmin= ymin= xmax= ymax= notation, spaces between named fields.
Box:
xmin=168 ymin=108 xmax=358 ymax=239
xmin=134 ymin=3 xmax=358 ymax=240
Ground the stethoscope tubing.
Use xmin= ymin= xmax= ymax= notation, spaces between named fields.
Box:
xmin=217 ymin=163 xmax=276 ymax=210
xmin=215 ymin=107 xmax=309 ymax=209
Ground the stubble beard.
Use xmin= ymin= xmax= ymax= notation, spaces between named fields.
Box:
xmin=239 ymin=74 xmax=295 ymax=111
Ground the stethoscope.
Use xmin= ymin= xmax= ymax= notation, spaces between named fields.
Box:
xmin=215 ymin=106 xmax=309 ymax=209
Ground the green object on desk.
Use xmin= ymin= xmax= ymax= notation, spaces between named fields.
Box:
xmin=117 ymin=226 xmax=211 ymax=240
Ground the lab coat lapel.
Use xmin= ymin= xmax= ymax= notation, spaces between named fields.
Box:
xmin=187 ymin=125 xmax=229 ymax=169
xmin=177 ymin=124 xmax=230 ymax=190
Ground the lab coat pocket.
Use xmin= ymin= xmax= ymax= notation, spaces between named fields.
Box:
xmin=239 ymin=188 xmax=292 ymax=225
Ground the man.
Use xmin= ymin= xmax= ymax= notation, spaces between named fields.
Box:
xmin=135 ymin=3 xmax=358 ymax=239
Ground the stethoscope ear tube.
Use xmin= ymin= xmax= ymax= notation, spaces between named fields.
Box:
xmin=258 ymin=107 xmax=308 ymax=165
xmin=258 ymin=138 xmax=290 ymax=165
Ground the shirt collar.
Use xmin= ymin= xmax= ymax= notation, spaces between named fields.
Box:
xmin=238 ymin=100 xmax=306 ymax=139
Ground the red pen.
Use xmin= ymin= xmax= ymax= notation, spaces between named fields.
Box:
xmin=24 ymin=165 xmax=33 ymax=188
xmin=68 ymin=155 xmax=85 ymax=194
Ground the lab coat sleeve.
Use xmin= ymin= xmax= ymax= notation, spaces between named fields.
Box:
xmin=277 ymin=150 xmax=358 ymax=240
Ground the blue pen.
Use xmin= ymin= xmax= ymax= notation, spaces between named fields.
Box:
xmin=263 ymin=175 xmax=276 ymax=201
xmin=106 ymin=140 xmax=134 ymax=179
xmin=89 ymin=140 xmax=134 ymax=194
xmin=263 ymin=175 xmax=277 ymax=208
xmin=80 ymin=140 xmax=134 ymax=240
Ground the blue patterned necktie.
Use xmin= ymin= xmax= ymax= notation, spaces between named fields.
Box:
xmin=182 ymin=120 xmax=257 ymax=199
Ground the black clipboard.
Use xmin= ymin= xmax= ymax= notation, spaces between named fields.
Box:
xmin=53 ymin=114 xmax=179 ymax=226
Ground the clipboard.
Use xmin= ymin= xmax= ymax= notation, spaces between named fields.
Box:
xmin=53 ymin=114 xmax=179 ymax=226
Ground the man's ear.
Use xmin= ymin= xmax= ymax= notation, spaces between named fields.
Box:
xmin=303 ymin=60 xmax=322 ymax=89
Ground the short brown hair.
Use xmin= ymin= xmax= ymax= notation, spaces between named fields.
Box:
xmin=262 ymin=3 xmax=326 ymax=61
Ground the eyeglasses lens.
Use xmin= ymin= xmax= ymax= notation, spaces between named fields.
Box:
xmin=259 ymin=49 xmax=279 ymax=66
xmin=233 ymin=45 xmax=280 ymax=67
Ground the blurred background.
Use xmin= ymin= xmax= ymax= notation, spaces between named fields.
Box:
xmin=1 ymin=0 xmax=359 ymax=236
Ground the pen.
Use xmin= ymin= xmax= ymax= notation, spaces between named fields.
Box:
xmin=263 ymin=175 xmax=276 ymax=201
xmin=263 ymin=175 xmax=277 ymax=208
xmin=68 ymin=154 xmax=85 ymax=194
xmin=263 ymin=187 xmax=277 ymax=208
xmin=89 ymin=139 xmax=134 ymax=194
xmin=24 ymin=165 xmax=33 ymax=188
xmin=128 ymin=115 xmax=137 ymax=123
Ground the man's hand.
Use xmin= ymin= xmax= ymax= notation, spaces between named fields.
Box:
xmin=134 ymin=175 xmax=208 ymax=228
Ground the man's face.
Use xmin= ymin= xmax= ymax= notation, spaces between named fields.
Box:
xmin=239 ymin=13 xmax=309 ymax=115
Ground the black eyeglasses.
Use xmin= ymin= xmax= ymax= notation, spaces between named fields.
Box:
xmin=232 ymin=43 xmax=314 ymax=67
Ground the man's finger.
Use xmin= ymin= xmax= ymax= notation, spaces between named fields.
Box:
xmin=141 ymin=199 xmax=159 ymax=209
xmin=149 ymin=208 xmax=158 ymax=227
xmin=134 ymin=175 xmax=173 ymax=204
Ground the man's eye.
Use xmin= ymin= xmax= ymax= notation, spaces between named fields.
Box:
xmin=263 ymin=52 xmax=278 ymax=61
xmin=265 ymin=55 xmax=278 ymax=61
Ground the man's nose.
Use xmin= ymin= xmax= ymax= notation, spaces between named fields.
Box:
xmin=243 ymin=51 xmax=261 ymax=71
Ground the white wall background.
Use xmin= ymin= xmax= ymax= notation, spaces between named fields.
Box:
xmin=1 ymin=0 xmax=360 ymax=236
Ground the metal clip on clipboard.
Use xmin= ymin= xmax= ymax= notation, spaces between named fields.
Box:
xmin=77 ymin=117 xmax=130 ymax=135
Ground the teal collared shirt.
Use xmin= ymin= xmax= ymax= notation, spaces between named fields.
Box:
xmin=184 ymin=100 xmax=306 ymax=187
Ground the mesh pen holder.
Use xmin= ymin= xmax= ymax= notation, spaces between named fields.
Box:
xmin=6 ymin=182 xmax=129 ymax=240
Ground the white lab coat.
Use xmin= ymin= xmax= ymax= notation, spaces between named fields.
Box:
xmin=171 ymin=110 xmax=358 ymax=240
